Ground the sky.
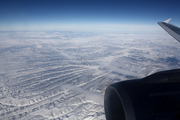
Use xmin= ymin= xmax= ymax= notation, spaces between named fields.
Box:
xmin=0 ymin=0 xmax=180 ymax=32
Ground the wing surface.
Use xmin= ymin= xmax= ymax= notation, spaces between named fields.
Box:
xmin=158 ymin=18 xmax=180 ymax=43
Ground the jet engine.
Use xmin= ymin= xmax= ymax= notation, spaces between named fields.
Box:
xmin=104 ymin=69 xmax=180 ymax=120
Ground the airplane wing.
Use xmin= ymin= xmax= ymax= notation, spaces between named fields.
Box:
xmin=158 ymin=18 xmax=180 ymax=43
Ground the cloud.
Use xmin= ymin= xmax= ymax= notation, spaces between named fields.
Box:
xmin=62 ymin=84 xmax=104 ymax=105
xmin=97 ymin=56 xmax=143 ymax=80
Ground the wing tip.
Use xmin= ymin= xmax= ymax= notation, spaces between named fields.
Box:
xmin=163 ymin=18 xmax=172 ymax=23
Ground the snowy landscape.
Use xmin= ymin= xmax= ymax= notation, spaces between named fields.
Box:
xmin=0 ymin=31 xmax=180 ymax=120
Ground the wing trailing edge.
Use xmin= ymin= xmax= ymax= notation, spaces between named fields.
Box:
xmin=158 ymin=18 xmax=180 ymax=43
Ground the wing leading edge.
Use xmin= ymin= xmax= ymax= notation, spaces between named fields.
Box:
xmin=158 ymin=18 xmax=180 ymax=43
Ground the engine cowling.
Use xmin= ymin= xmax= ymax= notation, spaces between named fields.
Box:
xmin=104 ymin=69 xmax=180 ymax=120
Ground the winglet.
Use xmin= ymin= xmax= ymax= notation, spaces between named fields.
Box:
xmin=158 ymin=18 xmax=180 ymax=43
xmin=163 ymin=18 xmax=171 ymax=23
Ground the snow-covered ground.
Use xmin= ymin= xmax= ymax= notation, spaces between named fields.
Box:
xmin=0 ymin=31 xmax=180 ymax=120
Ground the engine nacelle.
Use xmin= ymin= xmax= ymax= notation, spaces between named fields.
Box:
xmin=104 ymin=69 xmax=180 ymax=120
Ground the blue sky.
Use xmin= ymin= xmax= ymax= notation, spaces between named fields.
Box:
xmin=0 ymin=0 xmax=179 ymax=31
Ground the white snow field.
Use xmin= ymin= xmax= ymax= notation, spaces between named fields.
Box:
xmin=0 ymin=31 xmax=180 ymax=120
